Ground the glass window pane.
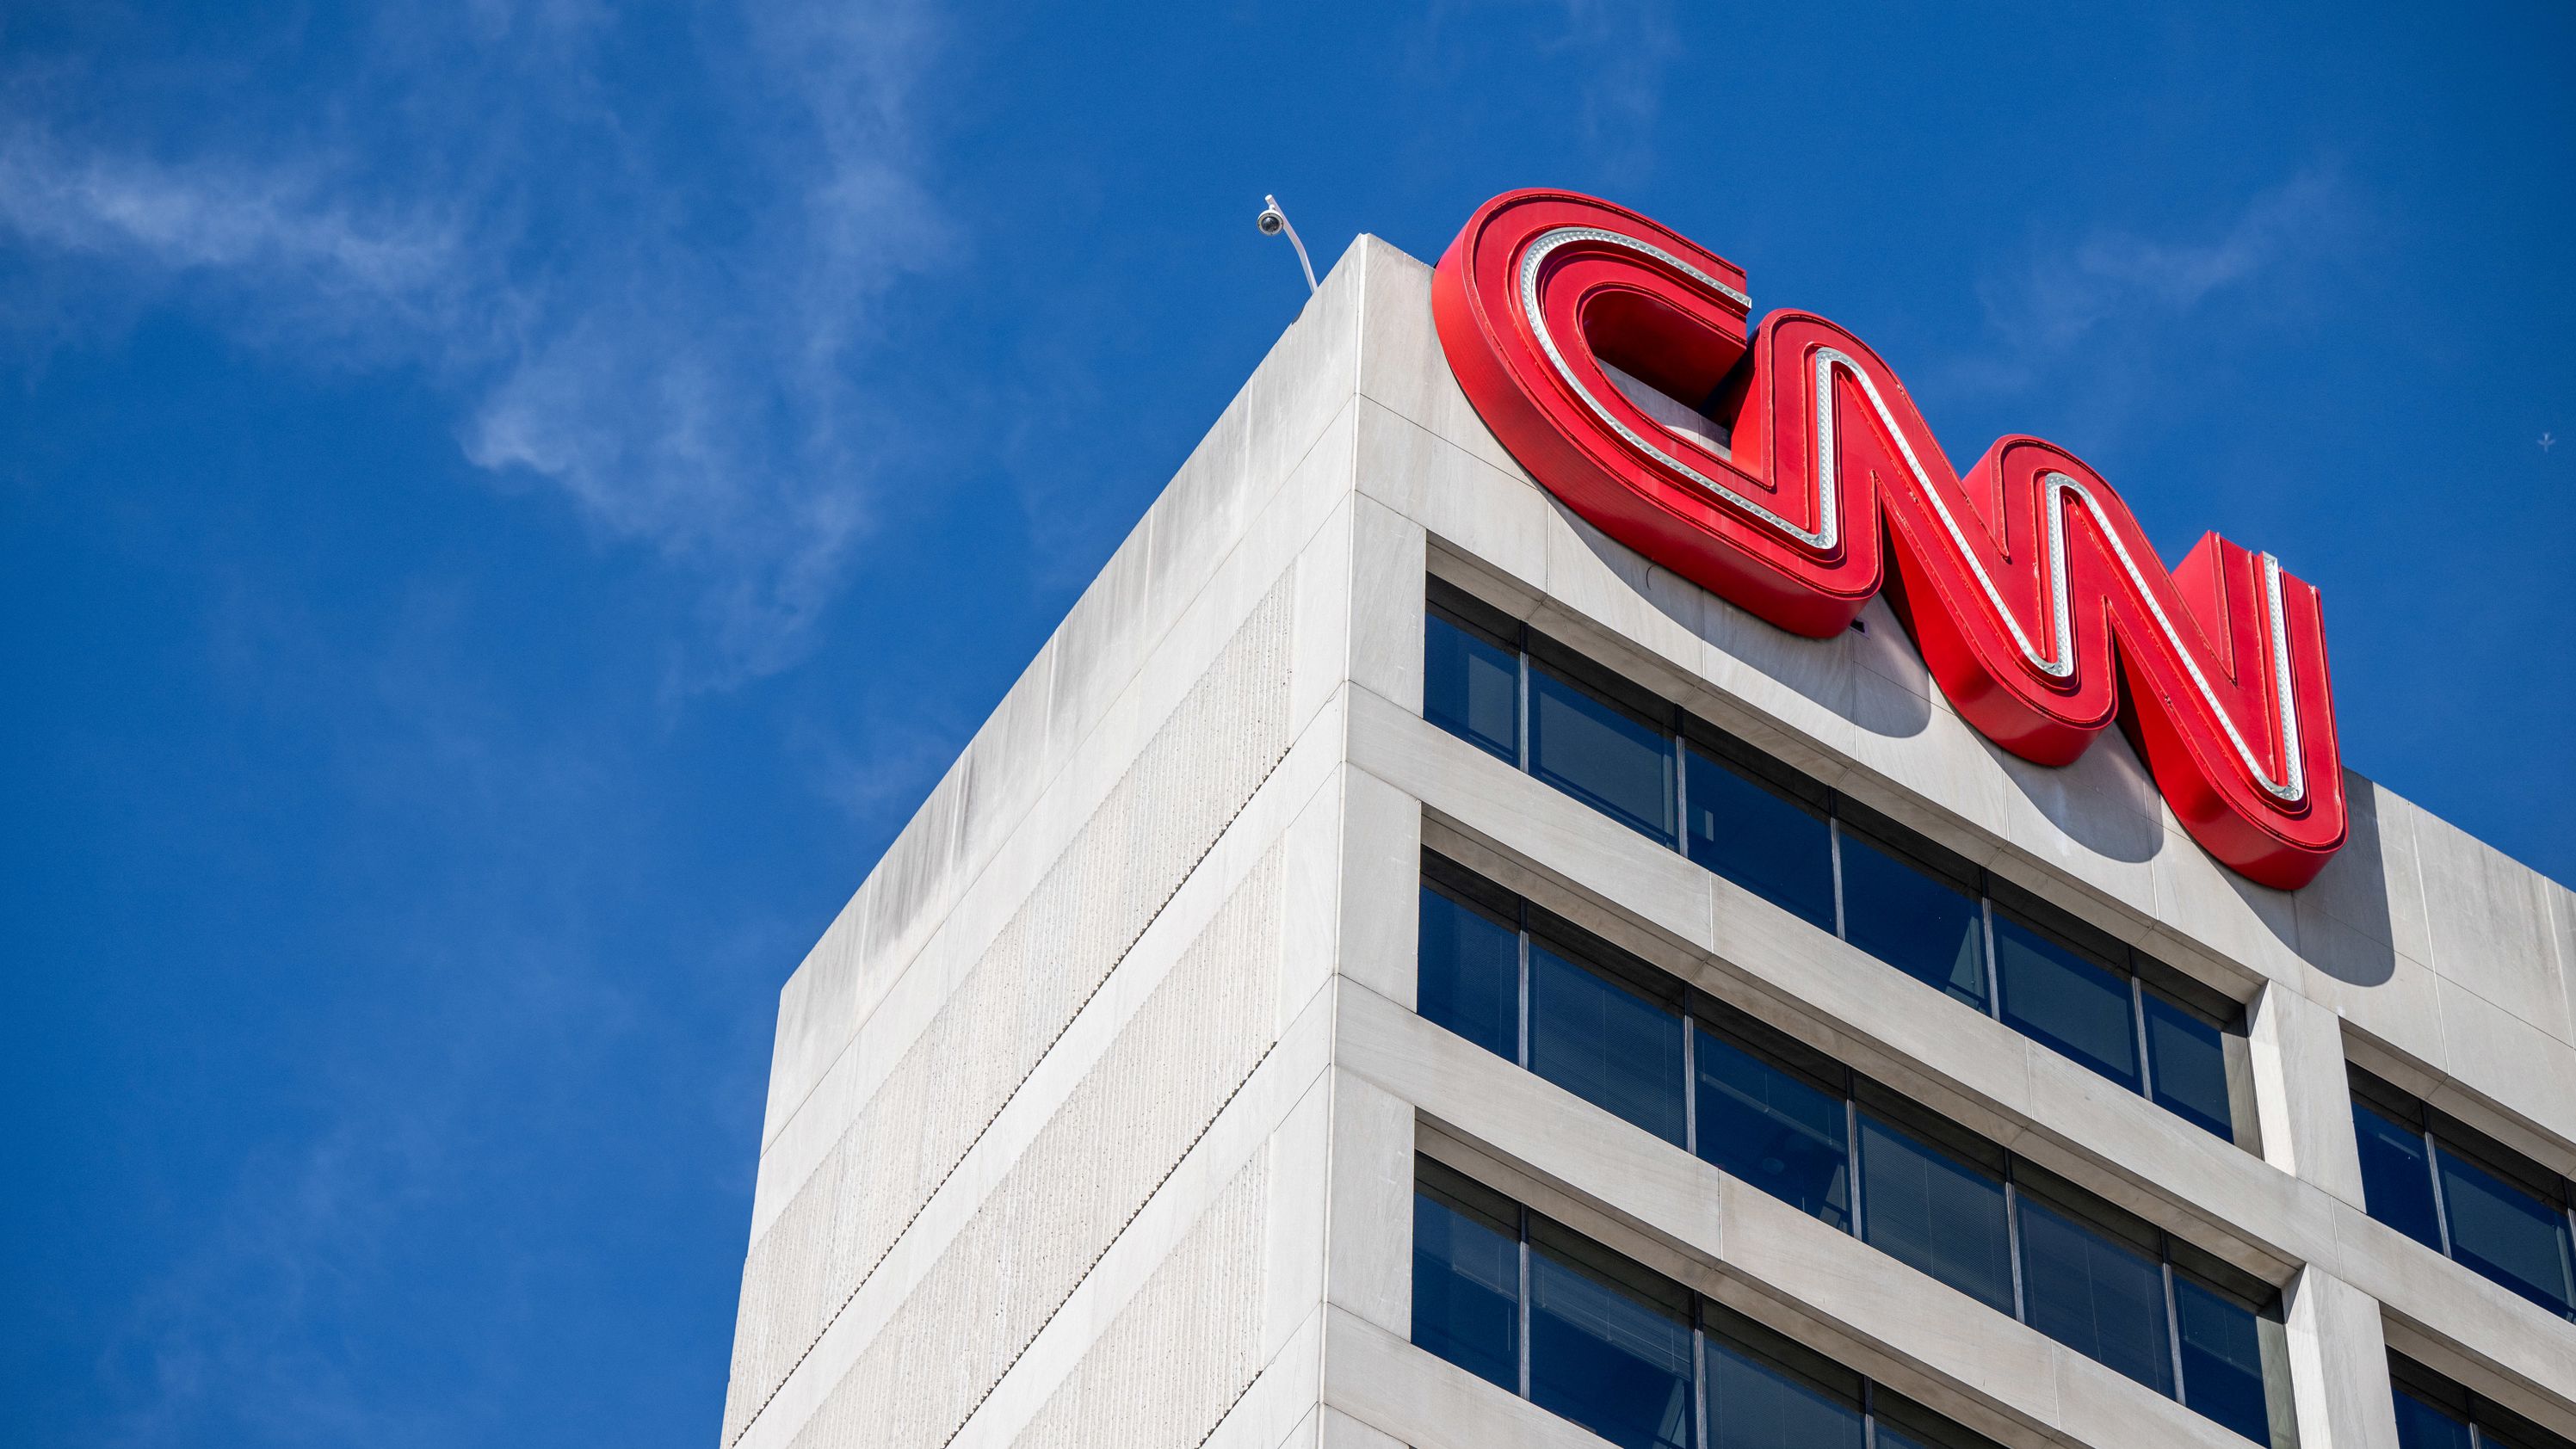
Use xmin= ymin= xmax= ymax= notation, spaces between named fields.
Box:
xmin=2436 ymin=1148 xmax=2576 ymax=1318
xmin=1995 ymin=916 xmax=2140 ymax=1091
xmin=2352 ymin=1103 xmax=2443 ymax=1251
xmin=1425 ymin=612 xmax=1519 ymax=763
xmin=2013 ymin=1192 xmax=2175 ymax=1396
xmin=1530 ymin=1240 xmax=1696 ymax=1449
xmin=1412 ymin=1187 xmax=1520 ymax=1392
xmin=1856 ymin=1113 xmax=2015 ymax=1313
xmin=1529 ymin=664 xmax=1675 ymax=843
xmin=1695 ymin=1027 xmax=1850 ymax=1230
xmin=1838 ymin=830 xmax=1986 ymax=1011
xmin=2174 ymin=1276 xmax=2270 ymax=1442
xmin=1702 ymin=1332 xmax=1863 ymax=1449
xmin=1530 ymin=944 xmax=1685 ymax=1145
xmin=1684 ymin=748 xmax=1834 ymax=933
xmin=2145 ymin=994 xmax=2235 ymax=1141
xmin=1418 ymin=884 xmax=1519 ymax=1061
xmin=1872 ymin=1394 xmax=2005 ymax=1449
xmin=2389 ymin=1387 xmax=2474 ymax=1449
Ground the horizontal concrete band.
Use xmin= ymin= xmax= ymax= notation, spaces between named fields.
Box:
xmin=1340 ymin=686 xmax=2576 ymax=1426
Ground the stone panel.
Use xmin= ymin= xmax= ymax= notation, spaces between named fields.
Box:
xmin=723 ymin=586 xmax=1295 ymax=1443
xmin=778 ymin=848 xmax=1285 ymax=1449
xmin=1009 ymin=1150 xmax=1272 ymax=1449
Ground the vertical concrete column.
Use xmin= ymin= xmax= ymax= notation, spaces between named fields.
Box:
xmin=2248 ymin=981 xmax=2368 ymax=1207
xmin=1323 ymin=1067 xmax=1416 ymax=1335
xmin=1344 ymin=496 xmax=1429 ymax=714
xmin=2283 ymin=1267 xmax=2402 ymax=1449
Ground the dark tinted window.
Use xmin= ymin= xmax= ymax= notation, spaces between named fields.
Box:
xmin=1702 ymin=1330 xmax=1863 ymax=1449
xmin=1529 ymin=942 xmax=1685 ymax=1145
xmin=2435 ymin=1148 xmax=2576 ymax=1318
xmin=2389 ymin=1355 xmax=2576 ymax=1449
xmin=2174 ymin=1276 xmax=2270 ymax=1443
xmin=1529 ymin=663 xmax=1675 ymax=843
xmin=2145 ymin=993 xmax=2234 ymax=1141
xmin=1683 ymin=746 xmax=1835 ymax=933
xmin=1838 ymin=828 xmax=1986 ymax=1010
xmin=1412 ymin=1180 xmax=1521 ymax=1392
xmin=1418 ymin=883 xmax=1519 ymax=1061
xmin=2352 ymin=1101 xmax=2444 ymax=1251
xmin=2014 ymin=1190 xmax=2173 ymax=1395
xmin=1994 ymin=916 xmax=2140 ymax=1092
xmin=1695 ymin=1027 xmax=1850 ymax=1230
xmin=1872 ymin=1395 xmax=2005 ymax=1449
xmin=1856 ymin=1114 xmax=2014 ymax=1313
xmin=2391 ymin=1388 xmax=2474 ymax=1449
xmin=1425 ymin=611 xmax=1519 ymax=763
xmin=1529 ymin=1229 xmax=1696 ymax=1449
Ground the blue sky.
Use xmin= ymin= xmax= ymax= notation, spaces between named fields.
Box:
xmin=3 ymin=2 xmax=2569 ymax=1444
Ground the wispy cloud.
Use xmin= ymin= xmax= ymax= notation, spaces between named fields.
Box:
xmin=0 ymin=0 xmax=953 ymax=688
xmin=1947 ymin=166 xmax=2359 ymax=398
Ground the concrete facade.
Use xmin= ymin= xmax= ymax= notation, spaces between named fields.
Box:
xmin=720 ymin=236 xmax=2576 ymax=1449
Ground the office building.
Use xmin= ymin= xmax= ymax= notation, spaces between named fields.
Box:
xmin=720 ymin=225 xmax=2576 ymax=1449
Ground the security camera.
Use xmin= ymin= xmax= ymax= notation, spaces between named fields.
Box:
xmin=1255 ymin=194 xmax=1317 ymax=294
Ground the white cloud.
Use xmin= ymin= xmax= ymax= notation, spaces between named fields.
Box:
xmin=1963 ymin=167 xmax=2356 ymax=379
xmin=0 ymin=0 xmax=952 ymax=688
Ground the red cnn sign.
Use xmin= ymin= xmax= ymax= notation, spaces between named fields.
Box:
xmin=1433 ymin=190 xmax=2344 ymax=890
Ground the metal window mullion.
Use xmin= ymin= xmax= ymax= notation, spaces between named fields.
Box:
xmin=1692 ymin=1298 xmax=1710 ymax=1449
xmin=2425 ymin=1127 xmax=2456 ymax=1259
xmin=1980 ymin=886 xmax=2002 ymax=1020
xmin=2132 ymin=971 xmax=2156 ymax=1105
xmin=1670 ymin=714 xmax=1689 ymax=857
xmin=1828 ymin=814 xmax=1849 ymax=940
xmin=1515 ymin=628 xmax=1532 ymax=771
xmin=1861 ymin=1378 xmax=1878 ymax=1449
xmin=1682 ymin=1007 xmax=1699 ymax=1156
xmin=2004 ymin=1158 xmax=2029 ymax=1323
xmin=2564 ymin=1197 xmax=2576 ymax=1317
xmin=1517 ymin=917 xmax=1533 ymax=1072
xmin=2160 ymin=1237 xmax=2188 ymax=1407
xmin=1846 ymin=1095 xmax=1866 ymax=1242
xmin=1517 ymin=1207 xmax=1534 ymax=1399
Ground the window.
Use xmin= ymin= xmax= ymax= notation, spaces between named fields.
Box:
xmin=1529 ymin=646 xmax=1677 ymax=844
xmin=1424 ymin=604 xmax=1519 ymax=763
xmin=2011 ymin=1168 xmax=2173 ymax=1395
xmin=1417 ymin=879 xmax=1518 ymax=1062
xmin=1856 ymin=1107 xmax=2017 ymax=1316
xmin=1993 ymin=909 xmax=2138 ymax=1092
xmin=1424 ymin=577 xmax=2251 ymax=1146
xmin=1529 ymin=940 xmax=1686 ymax=1147
xmin=2389 ymin=1353 xmax=2576 ymax=1449
xmin=1413 ymin=1158 xmax=2005 ymax=1449
xmin=2351 ymin=1068 xmax=2576 ymax=1322
xmin=1839 ymin=812 xmax=1988 ymax=1011
xmin=1695 ymin=1025 xmax=1850 ymax=1230
xmin=1414 ymin=857 xmax=2290 ymax=1442
xmin=1683 ymin=734 xmax=1836 ymax=934
xmin=1412 ymin=1164 xmax=1520 ymax=1393
xmin=1529 ymin=1219 xmax=1696 ymax=1448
